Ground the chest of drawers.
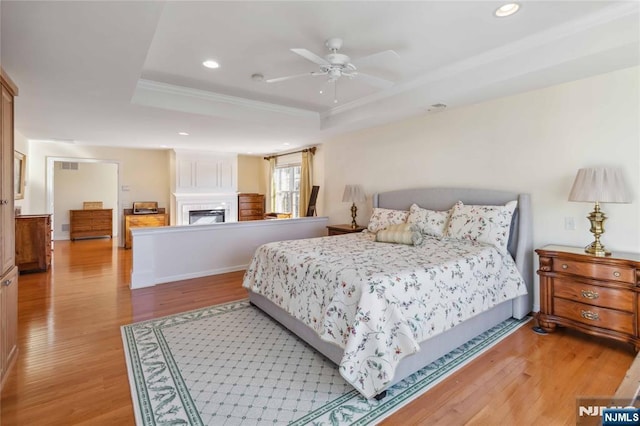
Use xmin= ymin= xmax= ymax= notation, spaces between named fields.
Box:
xmin=15 ymin=214 xmax=52 ymax=272
xmin=238 ymin=193 xmax=265 ymax=221
xmin=123 ymin=209 xmax=168 ymax=249
xmin=70 ymin=209 xmax=113 ymax=240
xmin=536 ymin=245 xmax=640 ymax=350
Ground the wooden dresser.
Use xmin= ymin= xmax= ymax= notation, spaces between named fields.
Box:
xmin=238 ymin=193 xmax=265 ymax=221
xmin=70 ymin=209 xmax=113 ymax=240
xmin=15 ymin=214 xmax=52 ymax=272
xmin=123 ymin=209 xmax=168 ymax=249
xmin=536 ymin=245 xmax=640 ymax=350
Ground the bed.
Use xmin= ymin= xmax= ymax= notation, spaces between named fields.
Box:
xmin=243 ymin=187 xmax=533 ymax=399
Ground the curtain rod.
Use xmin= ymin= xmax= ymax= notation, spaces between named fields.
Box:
xmin=263 ymin=146 xmax=316 ymax=161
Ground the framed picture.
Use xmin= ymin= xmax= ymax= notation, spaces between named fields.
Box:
xmin=14 ymin=150 xmax=25 ymax=200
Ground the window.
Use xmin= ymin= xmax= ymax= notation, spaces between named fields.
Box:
xmin=273 ymin=165 xmax=301 ymax=218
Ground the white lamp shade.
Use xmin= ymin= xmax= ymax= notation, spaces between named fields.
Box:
xmin=568 ymin=167 xmax=631 ymax=203
xmin=342 ymin=185 xmax=366 ymax=203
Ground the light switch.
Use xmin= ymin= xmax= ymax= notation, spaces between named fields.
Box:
xmin=564 ymin=217 xmax=576 ymax=231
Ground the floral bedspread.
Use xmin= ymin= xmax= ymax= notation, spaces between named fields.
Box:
xmin=242 ymin=232 xmax=527 ymax=398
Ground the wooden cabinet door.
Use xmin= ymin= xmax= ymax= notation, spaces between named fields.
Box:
xmin=0 ymin=86 xmax=15 ymax=275
xmin=1 ymin=266 xmax=18 ymax=382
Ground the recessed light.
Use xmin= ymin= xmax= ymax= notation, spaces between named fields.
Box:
xmin=202 ymin=60 xmax=220 ymax=69
xmin=283 ymin=143 xmax=290 ymax=146
xmin=178 ymin=132 xmax=189 ymax=136
xmin=495 ymin=3 xmax=520 ymax=17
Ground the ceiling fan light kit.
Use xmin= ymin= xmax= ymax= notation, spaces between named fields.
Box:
xmin=265 ymin=37 xmax=397 ymax=102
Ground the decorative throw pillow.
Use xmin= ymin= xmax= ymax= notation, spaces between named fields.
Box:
xmin=367 ymin=208 xmax=409 ymax=233
xmin=444 ymin=200 xmax=517 ymax=252
xmin=406 ymin=203 xmax=451 ymax=238
xmin=375 ymin=223 xmax=423 ymax=246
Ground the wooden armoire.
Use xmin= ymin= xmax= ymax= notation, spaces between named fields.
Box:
xmin=0 ymin=68 xmax=19 ymax=389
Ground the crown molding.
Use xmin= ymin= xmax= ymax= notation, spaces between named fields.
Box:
xmin=134 ymin=79 xmax=319 ymax=120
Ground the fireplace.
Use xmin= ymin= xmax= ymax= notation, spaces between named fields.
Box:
xmin=189 ymin=209 xmax=225 ymax=225
xmin=173 ymin=193 xmax=238 ymax=226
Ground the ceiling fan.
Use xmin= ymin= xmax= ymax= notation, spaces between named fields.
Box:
xmin=265 ymin=38 xmax=398 ymax=100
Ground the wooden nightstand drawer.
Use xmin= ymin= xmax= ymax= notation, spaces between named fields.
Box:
xmin=552 ymin=258 xmax=635 ymax=284
xmin=554 ymin=279 xmax=634 ymax=312
xmin=554 ymin=298 xmax=634 ymax=335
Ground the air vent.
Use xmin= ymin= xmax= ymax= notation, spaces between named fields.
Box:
xmin=61 ymin=224 xmax=69 ymax=232
xmin=61 ymin=162 xmax=78 ymax=170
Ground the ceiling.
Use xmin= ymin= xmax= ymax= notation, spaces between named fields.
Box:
xmin=1 ymin=1 xmax=638 ymax=155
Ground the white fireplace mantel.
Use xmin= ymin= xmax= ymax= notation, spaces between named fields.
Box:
xmin=173 ymin=193 xmax=238 ymax=226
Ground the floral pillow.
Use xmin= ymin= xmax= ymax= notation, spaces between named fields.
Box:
xmin=375 ymin=223 xmax=423 ymax=246
xmin=406 ymin=203 xmax=451 ymax=238
xmin=367 ymin=208 xmax=409 ymax=233
xmin=444 ymin=200 xmax=517 ymax=252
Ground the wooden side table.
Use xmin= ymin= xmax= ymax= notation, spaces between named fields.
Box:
xmin=536 ymin=245 xmax=640 ymax=350
xmin=326 ymin=224 xmax=367 ymax=236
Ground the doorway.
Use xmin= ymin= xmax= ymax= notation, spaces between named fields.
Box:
xmin=46 ymin=157 xmax=121 ymax=242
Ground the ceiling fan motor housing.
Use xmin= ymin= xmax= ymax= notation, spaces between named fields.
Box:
xmin=325 ymin=53 xmax=350 ymax=66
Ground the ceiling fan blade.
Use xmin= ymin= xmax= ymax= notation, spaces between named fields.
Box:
xmin=356 ymin=72 xmax=394 ymax=89
xmin=351 ymin=50 xmax=399 ymax=68
xmin=265 ymin=73 xmax=312 ymax=83
xmin=291 ymin=48 xmax=329 ymax=66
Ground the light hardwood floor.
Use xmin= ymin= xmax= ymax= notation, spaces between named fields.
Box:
xmin=0 ymin=239 xmax=635 ymax=425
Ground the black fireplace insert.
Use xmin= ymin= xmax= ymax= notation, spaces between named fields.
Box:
xmin=189 ymin=209 xmax=225 ymax=225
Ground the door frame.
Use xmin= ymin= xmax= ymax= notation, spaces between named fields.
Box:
xmin=45 ymin=156 xmax=122 ymax=244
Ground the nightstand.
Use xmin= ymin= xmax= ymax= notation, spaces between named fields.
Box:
xmin=536 ymin=245 xmax=640 ymax=350
xmin=326 ymin=224 xmax=367 ymax=236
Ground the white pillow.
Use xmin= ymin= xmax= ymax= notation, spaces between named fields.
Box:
xmin=406 ymin=203 xmax=451 ymax=238
xmin=444 ymin=200 xmax=517 ymax=252
xmin=367 ymin=208 xmax=409 ymax=233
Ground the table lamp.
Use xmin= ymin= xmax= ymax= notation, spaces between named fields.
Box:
xmin=342 ymin=184 xmax=366 ymax=229
xmin=568 ymin=167 xmax=631 ymax=256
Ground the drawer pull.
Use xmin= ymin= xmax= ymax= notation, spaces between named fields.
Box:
xmin=613 ymin=271 xmax=621 ymax=278
xmin=581 ymin=310 xmax=600 ymax=321
xmin=2 ymin=279 xmax=11 ymax=286
xmin=561 ymin=264 xmax=568 ymax=269
xmin=581 ymin=290 xmax=599 ymax=300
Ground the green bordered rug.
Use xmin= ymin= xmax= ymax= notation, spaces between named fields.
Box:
xmin=121 ymin=300 xmax=530 ymax=425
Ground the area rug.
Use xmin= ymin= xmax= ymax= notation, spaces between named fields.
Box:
xmin=121 ymin=300 xmax=530 ymax=425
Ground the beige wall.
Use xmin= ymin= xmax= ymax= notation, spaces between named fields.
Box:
xmin=237 ymin=154 xmax=267 ymax=194
xmin=53 ymin=161 xmax=118 ymax=240
xmin=322 ymin=66 xmax=639 ymax=254
xmin=24 ymin=142 xmax=170 ymax=244
xmin=26 ymin=142 xmax=170 ymax=215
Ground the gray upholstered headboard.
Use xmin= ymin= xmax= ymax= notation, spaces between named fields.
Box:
xmin=373 ymin=187 xmax=533 ymax=318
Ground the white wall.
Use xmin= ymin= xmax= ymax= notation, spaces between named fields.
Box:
xmin=322 ymin=67 xmax=639 ymax=309
xmin=53 ymin=161 xmax=118 ymax=240
xmin=323 ymin=66 xmax=639 ymax=253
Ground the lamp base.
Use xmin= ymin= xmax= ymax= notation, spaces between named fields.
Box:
xmin=584 ymin=202 xmax=611 ymax=257
xmin=350 ymin=203 xmax=358 ymax=229
xmin=584 ymin=242 xmax=611 ymax=257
